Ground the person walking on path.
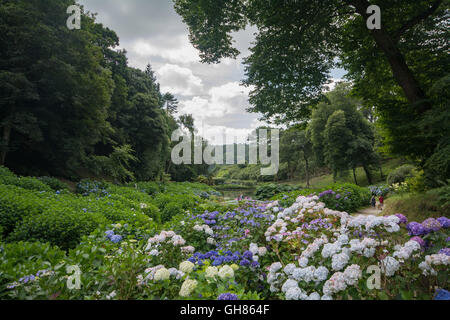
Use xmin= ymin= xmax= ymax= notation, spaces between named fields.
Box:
xmin=370 ymin=196 xmax=376 ymax=208
xmin=379 ymin=195 xmax=384 ymax=210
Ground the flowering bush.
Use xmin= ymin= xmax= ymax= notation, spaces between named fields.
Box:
xmin=262 ymin=195 xmax=449 ymax=300
xmin=369 ymin=185 xmax=390 ymax=197
xmin=1 ymin=177 xmax=448 ymax=300
xmin=271 ymin=183 xmax=371 ymax=213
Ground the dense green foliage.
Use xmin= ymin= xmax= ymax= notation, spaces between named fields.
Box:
xmin=174 ymin=0 xmax=449 ymax=188
xmin=0 ymin=0 xmax=208 ymax=183
xmin=387 ymin=164 xmax=416 ymax=185
xmin=0 ymin=167 xmax=220 ymax=249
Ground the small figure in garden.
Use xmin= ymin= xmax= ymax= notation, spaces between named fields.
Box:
xmin=370 ymin=196 xmax=376 ymax=208
xmin=378 ymin=195 xmax=384 ymax=210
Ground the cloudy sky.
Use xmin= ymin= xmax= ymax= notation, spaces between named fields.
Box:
xmin=79 ymin=0 xmax=345 ymax=144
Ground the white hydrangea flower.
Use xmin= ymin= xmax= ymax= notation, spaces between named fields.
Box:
xmin=154 ymin=268 xmax=170 ymax=281
xmin=283 ymin=263 xmax=296 ymax=276
xmin=285 ymin=287 xmax=307 ymax=300
xmin=332 ymin=252 xmax=350 ymax=271
xmin=179 ymin=261 xmax=195 ymax=274
xmin=419 ymin=254 xmax=449 ymax=276
xmin=298 ymin=257 xmax=309 ymax=268
xmin=343 ymin=264 xmax=361 ymax=285
xmin=218 ymin=265 xmax=234 ymax=279
xmin=322 ymin=242 xmax=341 ymax=258
xmin=307 ymin=292 xmax=321 ymax=300
xmin=205 ymin=266 xmax=218 ymax=279
xmin=349 ymin=239 xmax=364 ymax=253
xmin=169 ymin=234 xmax=184 ymax=245
xmin=249 ymin=243 xmax=259 ymax=255
xmin=179 ymin=279 xmax=197 ymax=297
xmin=267 ymin=272 xmax=282 ymax=285
xmin=181 ymin=246 xmax=195 ymax=254
xmin=382 ymin=256 xmax=400 ymax=277
xmin=282 ymin=279 xmax=299 ymax=293
xmin=363 ymin=247 xmax=376 ymax=258
xmin=269 ymin=262 xmax=283 ymax=274
xmin=258 ymin=247 xmax=267 ymax=256
xmin=314 ymin=266 xmax=329 ymax=282
xmin=337 ymin=234 xmax=349 ymax=245
xmin=393 ymin=240 xmax=421 ymax=260
xmin=323 ymin=272 xmax=347 ymax=296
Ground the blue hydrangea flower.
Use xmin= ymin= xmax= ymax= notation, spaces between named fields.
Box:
xmin=105 ymin=230 xmax=115 ymax=239
xmin=218 ymin=293 xmax=239 ymax=300
xmin=110 ymin=234 xmax=122 ymax=243
xmin=434 ymin=289 xmax=450 ymax=300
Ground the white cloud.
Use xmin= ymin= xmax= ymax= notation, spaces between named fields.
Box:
xmin=78 ymin=0 xmax=271 ymax=144
xmin=157 ymin=64 xmax=203 ymax=96
xmin=131 ymin=35 xmax=200 ymax=65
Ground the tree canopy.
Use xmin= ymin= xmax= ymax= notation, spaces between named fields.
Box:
xmin=174 ymin=0 xmax=449 ymax=184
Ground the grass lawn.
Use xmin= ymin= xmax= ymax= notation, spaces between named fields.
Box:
xmin=282 ymin=158 xmax=406 ymax=188
xmin=383 ymin=191 xmax=450 ymax=222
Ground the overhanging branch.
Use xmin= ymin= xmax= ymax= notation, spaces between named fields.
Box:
xmin=393 ymin=0 xmax=443 ymax=41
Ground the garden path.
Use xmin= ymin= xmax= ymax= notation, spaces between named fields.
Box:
xmin=355 ymin=206 xmax=383 ymax=216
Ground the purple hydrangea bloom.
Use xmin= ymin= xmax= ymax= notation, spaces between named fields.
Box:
xmin=410 ymin=236 xmax=425 ymax=247
xmin=407 ymin=222 xmax=426 ymax=236
xmin=438 ymin=248 xmax=450 ymax=256
xmin=243 ymin=250 xmax=253 ymax=260
xmin=447 ymin=237 xmax=450 ymax=242
xmin=395 ymin=214 xmax=408 ymax=225
xmin=336 ymin=194 xmax=341 ymax=199
xmin=437 ymin=217 xmax=450 ymax=228
xmin=218 ymin=293 xmax=239 ymax=300
xmin=422 ymin=218 xmax=442 ymax=233
xmin=239 ymin=259 xmax=251 ymax=266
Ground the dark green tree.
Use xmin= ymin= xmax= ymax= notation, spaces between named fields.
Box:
xmin=0 ymin=0 xmax=114 ymax=177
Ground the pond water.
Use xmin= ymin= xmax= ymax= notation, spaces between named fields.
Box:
xmin=219 ymin=188 xmax=256 ymax=200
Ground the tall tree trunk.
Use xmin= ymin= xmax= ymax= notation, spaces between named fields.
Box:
xmin=304 ymin=155 xmax=310 ymax=188
xmin=0 ymin=123 xmax=12 ymax=166
xmin=362 ymin=164 xmax=373 ymax=185
xmin=379 ymin=165 xmax=384 ymax=181
xmin=351 ymin=0 xmax=429 ymax=112
xmin=353 ymin=168 xmax=358 ymax=185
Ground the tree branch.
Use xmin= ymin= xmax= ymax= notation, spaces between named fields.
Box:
xmin=393 ymin=0 xmax=443 ymax=41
